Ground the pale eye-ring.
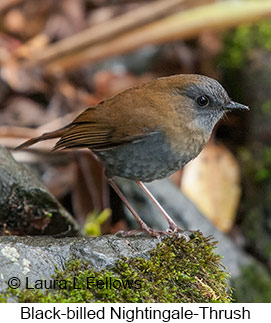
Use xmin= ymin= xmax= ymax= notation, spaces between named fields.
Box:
xmin=196 ymin=95 xmax=209 ymax=107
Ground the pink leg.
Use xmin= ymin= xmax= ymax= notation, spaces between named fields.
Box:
xmin=108 ymin=179 xmax=162 ymax=237
xmin=136 ymin=181 xmax=181 ymax=232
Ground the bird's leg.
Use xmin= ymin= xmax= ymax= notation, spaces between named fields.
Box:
xmin=107 ymin=179 xmax=161 ymax=237
xmin=136 ymin=181 xmax=182 ymax=232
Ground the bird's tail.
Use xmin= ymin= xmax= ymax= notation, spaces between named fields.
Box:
xmin=15 ymin=127 xmax=68 ymax=150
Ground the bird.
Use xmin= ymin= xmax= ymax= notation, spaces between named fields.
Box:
xmin=16 ymin=74 xmax=249 ymax=237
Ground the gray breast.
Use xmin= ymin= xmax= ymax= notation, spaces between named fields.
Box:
xmin=95 ymin=131 xmax=193 ymax=182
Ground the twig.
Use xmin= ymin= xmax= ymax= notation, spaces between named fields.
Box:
xmin=0 ymin=126 xmax=38 ymax=139
xmin=44 ymin=0 xmax=271 ymax=73
xmin=26 ymin=0 xmax=186 ymax=66
xmin=0 ymin=137 xmax=55 ymax=151
xmin=0 ymin=0 xmax=24 ymax=13
xmin=0 ymin=111 xmax=79 ymax=150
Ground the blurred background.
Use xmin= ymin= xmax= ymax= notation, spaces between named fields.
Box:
xmin=0 ymin=0 xmax=271 ymax=302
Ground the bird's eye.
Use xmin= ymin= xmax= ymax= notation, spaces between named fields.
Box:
xmin=196 ymin=95 xmax=209 ymax=107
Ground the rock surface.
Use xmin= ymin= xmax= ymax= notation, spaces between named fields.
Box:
xmin=0 ymin=233 xmax=166 ymax=293
xmin=0 ymin=145 xmax=80 ymax=236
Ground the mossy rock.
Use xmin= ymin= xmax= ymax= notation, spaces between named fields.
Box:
xmin=1 ymin=232 xmax=231 ymax=303
xmin=0 ymin=146 xmax=80 ymax=236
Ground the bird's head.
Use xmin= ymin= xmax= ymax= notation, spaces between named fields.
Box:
xmin=171 ymin=74 xmax=249 ymax=133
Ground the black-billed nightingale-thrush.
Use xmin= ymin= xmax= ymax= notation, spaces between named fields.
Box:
xmin=17 ymin=74 xmax=249 ymax=237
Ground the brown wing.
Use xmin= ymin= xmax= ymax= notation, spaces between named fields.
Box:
xmin=16 ymin=78 xmax=180 ymax=151
xmin=53 ymin=106 xmax=146 ymax=151
xmin=16 ymin=105 xmax=148 ymax=152
xmin=15 ymin=128 xmax=68 ymax=150
xmin=53 ymin=123 xmax=115 ymax=151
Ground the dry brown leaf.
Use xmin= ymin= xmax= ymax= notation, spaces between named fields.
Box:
xmin=15 ymin=34 xmax=50 ymax=59
xmin=181 ymin=142 xmax=241 ymax=233
xmin=1 ymin=96 xmax=48 ymax=127
xmin=93 ymin=71 xmax=153 ymax=98
xmin=1 ymin=58 xmax=47 ymax=92
xmin=109 ymin=219 xmax=127 ymax=234
xmin=3 ymin=9 xmax=26 ymax=34
xmin=44 ymin=0 xmax=271 ymax=73
xmin=0 ymin=0 xmax=23 ymax=13
xmin=43 ymin=162 xmax=76 ymax=200
xmin=72 ymin=151 xmax=110 ymax=226
xmin=29 ymin=0 xmax=186 ymax=67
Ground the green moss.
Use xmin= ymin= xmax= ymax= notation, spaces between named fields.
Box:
xmin=84 ymin=208 xmax=112 ymax=236
xmin=219 ymin=19 xmax=271 ymax=69
xmin=232 ymin=263 xmax=271 ymax=302
xmin=1 ymin=232 xmax=231 ymax=303
xmin=0 ymin=294 xmax=7 ymax=303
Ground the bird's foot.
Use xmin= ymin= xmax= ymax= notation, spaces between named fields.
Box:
xmin=116 ymin=227 xmax=164 ymax=238
xmin=116 ymin=226 xmax=193 ymax=240
xmin=166 ymin=229 xmax=196 ymax=242
xmin=167 ymin=221 xmax=183 ymax=232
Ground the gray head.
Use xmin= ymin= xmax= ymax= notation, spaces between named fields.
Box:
xmin=177 ymin=74 xmax=249 ymax=132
